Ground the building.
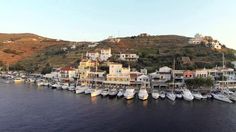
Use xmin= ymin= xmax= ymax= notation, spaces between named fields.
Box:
xmin=59 ymin=66 xmax=77 ymax=82
xmin=149 ymin=66 xmax=172 ymax=89
xmin=86 ymin=51 xmax=100 ymax=61
xmin=208 ymin=67 xmax=235 ymax=81
xmin=130 ymin=71 xmax=143 ymax=86
xmin=231 ymin=61 xmax=236 ymax=69
xmin=88 ymin=43 xmax=99 ymax=48
xmin=78 ymin=59 xmax=97 ymax=85
xmin=189 ymin=33 xmax=204 ymax=44
xmin=104 ymin=63 xmax=130 ymax=85
xmin=195 ymin=69 xmax=208 ymax=78
xmin=211 ymin=41 xmax=222 ymax=50
xmin=137 ymin=74 xmax=150 ymax=88
xmin=119 ymin=53 xmax=139 ymax=61
xmin=99 ymin=48 xmax=112 ymax=61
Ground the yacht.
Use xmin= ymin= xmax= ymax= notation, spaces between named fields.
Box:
xmin=192 ymin=91 xmax=203 ymax=100
xmin=159 ymin=91 xmax=166 ymax=99
xmin=124 ymin=88 xmax=135 ymax=100
xmin=117 ymin=89 xmax=124 ymax=97
xmin=212 ymin=92 xmax=232 ymax=103
xmin=90 ymin=88 xmax=102 ymax=97
xmin=75 ymin=86 xmax=87 ymax=94
xmin=109 ymin=88 xmax=118 ymax=97
xmin=151 ymin=89 xmax=160 ymax=99
xmin=182 ymin=89 xmax=194 ymax=101
xmin=101 ymin=88 xmax=109 ymax=97
xmin=51 ymin=83 xmax=60 ymax=89
xmin=138 ymin=88 xmax=149 ymax=100
xmin=14 ymin=77 xmax=24 ymax=83
xmin=166 ymin=92 xmax=176 ymax=101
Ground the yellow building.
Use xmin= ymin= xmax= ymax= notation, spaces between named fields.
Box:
xmin=78 ymin=59 xmax=97 ymax=85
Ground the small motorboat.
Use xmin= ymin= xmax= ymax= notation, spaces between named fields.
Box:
xmin=192 ymin=91 xmax=203 ymax=100
xmin=159 ymin=91 xmax=166 ymax=99
xmin=124 ymin=89 xmax=135 ymax=100
xmin=138 ymin=88 xmax=149 ymax=101
xmin=101 ymin=88 xmax=109 ymax=97
xmin=166 ymin=92 xmax=176 ymax=101
xmin=90 ymin=88 xmax=102 ymax=97
xmin=151 ymin=90 xmax=160 ymax=99
xmin=117 ymin=89 xmax=124 ymax=97
xmin=109 ymin=88 xmax=118 ymax=97
xmin=182 ymin=89 xmax=194 ymax=101
xmin=212 ymin=92 xmax=232 ymax=103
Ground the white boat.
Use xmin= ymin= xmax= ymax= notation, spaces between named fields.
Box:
xmin=138 ymin=88 xmax=149 ymax=100
xmin=117 ymin=89 xmax=124 ymax=97
xmin=151 ymin=90 xmax=160 ymax=99
xmin=159 ymin=91 xmax=166 ymax=99
xmin=212 ymin=93 xmax=232 ymax=103
xmin=109 ymin=88 xmax=118 ymax=97
xmin=84 ymin=87 xmax=92 ymax=94
xmin=61 ymin=83 xmax=69 ymax=90
xmin=207 ymin=94 xmax=212 ymax=99
xmin=75 ymin=86 xmax=87 ymax=94
xmin=202 ymin=94 xmax=208 ymax=99
xmin=192 ymin=91 xmax=203 ymax=100
xmin=90 ymin=88 xmax=102 ymax=97
xmin=124 ymin=89 xmax=135 ymax=100
xmin=14 ymin=77 xmax=24 ymax=83
xmin=101 ymin=89 xmax=109 ymax=96
xmin=37 ymin=81 xmax=44 ymax=86
xmin=51 ymin=83 xmax=60 ymax=89
xmin=68 ymin=84 xmax=76 ymax=91
xmin=222 ymin=89 xmax=234 ymax=94
xmin=166 ymin=92 xmax=176 ymax=101
xmin=175 ymin=90 xmax=183 ymax=99
xmin=182 ymin=89 xmax=194 ymax=101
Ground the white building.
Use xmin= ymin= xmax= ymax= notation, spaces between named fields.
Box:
xmin=100 ymin=48 xmax=112 ymax=61
xmin=211 ymin=41 xmax=222 ymax=50
xmin=86 ymin=51 xmax=100 ymax=61
xmin=104 ymin=63 xmax=130 ymax=85
xmin=189 ymin=33 xmax=204 ymax=44
xmin=137 ymin=74 xmax=150 ymax=88
xmin=231 ymin=61 xmax=236 ymax=69
xmin=195 ymin=69 xmax=209 ymax=78
xmin=119 ymin=53 xmax=139 ymax=61
xmin=59 ymin=67 xmax=77 ymax=82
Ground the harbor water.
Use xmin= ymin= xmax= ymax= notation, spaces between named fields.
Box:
xmin=0 ymin=81 xmax=236 ymax=132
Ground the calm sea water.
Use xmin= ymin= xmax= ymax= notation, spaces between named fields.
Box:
xmin=0 ymin=80 xmax=236 ymax=132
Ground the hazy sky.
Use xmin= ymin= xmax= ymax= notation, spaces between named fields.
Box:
xmin=0 ymin=0 xmax=236 ymax=49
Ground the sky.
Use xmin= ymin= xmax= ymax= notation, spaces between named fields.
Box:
xmin=0 ymin=0 xmax=236 ymax=49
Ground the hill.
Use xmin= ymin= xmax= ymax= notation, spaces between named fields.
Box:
xmin=0 ymin=33 xmax=68 ymax=65
xmin=1 ymin=33 xmax=236 ymax=73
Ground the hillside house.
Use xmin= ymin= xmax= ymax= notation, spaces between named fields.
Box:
xmin=119 ymin=53 xmax=139 ymax=61
xmin=99 ymin=48 xmax=112 ymax=61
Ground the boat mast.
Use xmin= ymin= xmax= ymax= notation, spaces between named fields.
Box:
xmin=172 ymin=58 xmax=176 ymax=92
